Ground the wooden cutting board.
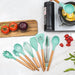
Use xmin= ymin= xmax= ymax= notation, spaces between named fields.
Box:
xmin=0 ymin=20 xmax=38 ymax=38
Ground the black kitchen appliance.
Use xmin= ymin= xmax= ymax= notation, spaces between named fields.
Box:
xmin=44 ymin=1 xmax=75 ymax=32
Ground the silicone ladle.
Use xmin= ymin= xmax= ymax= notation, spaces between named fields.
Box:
xmin=23 ymin=42 xmax=40 ymax=68
xmin=13 ymin=50 xmax=35 ymax=70
xmin=3 ymin=51 xmax=33 ymax=70
xmin=36 ymin=33 xmax=46 ymax=70
xmin=14 ymin=43 xmax=39 ymax=71
xmin=30 ymin=37 xmax=45 ymax=71
xmin=47 ymin=36 xmax=60 ymax=71
xmin=54 ymin=0 xmax=74 ymax=14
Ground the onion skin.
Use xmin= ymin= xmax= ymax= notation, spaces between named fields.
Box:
xmin=18 ymin=22 xmax=28 ymax=31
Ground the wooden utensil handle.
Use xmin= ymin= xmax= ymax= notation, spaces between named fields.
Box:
xmin=36 ymin=51 xmax=44 ymax=71
xmin=25 ymin=55 xmax=39 ymax=71
xmin=16 ymin=59 xmax=33 ymax=71
xmin=19 ymin=56 xmax=35 ymax=70
xmin=33 ymin=57 xmax=40 ymax=68
xmin=47 ymin=51 xmax=54 ymax=71
xmin=54 ymin=0 xmax=59 ymax=3
xmin=41 ymin=49 xmax=46 ymax=70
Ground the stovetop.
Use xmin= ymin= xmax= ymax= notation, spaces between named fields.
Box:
xmin=55 ymin=3 xmax=75 ymax=32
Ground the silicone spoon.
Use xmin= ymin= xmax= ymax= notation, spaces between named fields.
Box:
xmin=14 ymin=44 xmax=39 ymax=71
xmin=30 ymin=37 xmax=44 ymax=71
xmin=13 ymin=50 xmax=35 ymax=70
xmin=3 ymin=51 xmax=33 ymax=70
xmin=47 ymin=36 xmax=60 ymax=71
xmin=54 ymin=0 xmax=74 ymax=14
xmin=36 ymin=33 xmax=46 ymax=70
xmin=23 ymin=42 xmax=40 ymax=68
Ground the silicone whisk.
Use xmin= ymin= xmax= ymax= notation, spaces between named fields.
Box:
xmin=54 ymin=0 xmax=74 ymax=14
xmin=13 ymin=50 xmax=35 ymax=70
xmin=30 ymin=37 xmax=45 ymax=71
xmin=36 ymin=33 xmax=46 ymax=70
xmin=23 ymin=42 xmax=40 ymax=68
xmin=47 ymin=36 xmax=60 ymax=71
xmin=3 ymin=51 xmax=33 ymax=70
xmin=14 ymin=43 xmax=39 ymax=71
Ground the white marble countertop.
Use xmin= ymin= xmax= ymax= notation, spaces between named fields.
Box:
xmin=0 ymin=0 xmax=75 ymax=75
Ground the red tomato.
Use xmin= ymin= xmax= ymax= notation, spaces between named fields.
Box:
xmin=59 ymin=43 xmax=64 ymax=47
xmin=9 ymin=22 xmax=18 ymax=31
xmin=64 ymin=34 xmax=69 ymax=38
xmin=1 ymin=25 xmax=9 ymax=34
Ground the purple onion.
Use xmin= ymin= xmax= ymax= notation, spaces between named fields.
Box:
xmin=18 ymin=22 xmax=28 ymax=31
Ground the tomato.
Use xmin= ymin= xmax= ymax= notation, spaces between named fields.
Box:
xmin=9 ymin=22 xmax=18 ymax=31
xmin=59 ymin=43 xmax=64 ymax=47
xmin=1 ymin=25 xmax=9 ymax=34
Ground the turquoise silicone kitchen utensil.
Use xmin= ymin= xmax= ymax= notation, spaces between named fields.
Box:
xmin=47 ymin=36 xmax=60 ymax=71
xmin=13 ymin=50 xmax=35 ymax=70
xmin=14 ymin=44 xmax=39 ymax=71
xmin=36 ymin=33 xmax=46 ymax=70
xmin=45 ymin=36 xmax=50 ymax=67
xmin=54 ymin=0 xmax=74 ymax=14
xmin=23 ymin=42 xmax=40 ymax=68
xmin=30 ymin=37 xmax=44 ymax=71
xmin=3 ymin=51 xmax=33 ymax=70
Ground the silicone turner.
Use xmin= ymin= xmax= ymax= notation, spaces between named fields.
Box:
xmin=30 ymin=37 xmax=44 ymax=71
xmin=23 ymin=42 xmax=40 ymax=68
xmin=36 ymin=33 xmax=46 ymax=70
xmin=14 ymin=44 xmax=39 ymax=71
xmin=47 ymin=36 xmax=60 ymax=71
xmin=54 ymin=0 xmax=74 ymax=14
xmin=3 ymin=51 xmax=33 ymax=70
xmin=13 ymin=50 xmax=35 ymax=70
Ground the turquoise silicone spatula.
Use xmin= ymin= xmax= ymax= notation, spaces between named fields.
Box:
xmin=54 ymin=0 xmax=74 ymax=14
xmin=30 ymin=37 xmax=45 ymax=71
xmin=47 ymin=36 xmax=60 ymax=71
xmin=13 ymin=50 xmax=35 ymax=70
xmin=23 ymin=42 xmax=40 ymax=68
xmin=36 ymin=33 xmax=46 ymax=70
xmin=14 ymin=44 xmax=39 ymax=71
xmin=3 ymin=51 xmax=33 ymax=70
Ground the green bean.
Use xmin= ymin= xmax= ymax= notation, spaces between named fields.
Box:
xmin=64 ymin=68 xmax=75 ymax=72
xmin=71 ymin=59 xmax=75 ymax=61
xmin=69 ymin=53 xmax=75 ymax=58
xmin=64 ymin=57 xmax=72 ymax=61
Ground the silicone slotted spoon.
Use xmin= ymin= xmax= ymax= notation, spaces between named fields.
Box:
xmin=54 ymin=0 xmax=74 ymax=14
xmin=30 ymin=37 xmax=44 ymax=71
xmin=13 ymin=50 xmax=35 ymax=70
xmin=36 ymin=33 xmax=46 ymax=70
xmin=3 ymin=51 xmax=33 ymax=70
xmin=23 ymin=42 xmax=40 ymax=68
xmin=47 ymin=36 xmax=60 ymax=71
xmin=14 ymin=43 xmax=39 ymax=71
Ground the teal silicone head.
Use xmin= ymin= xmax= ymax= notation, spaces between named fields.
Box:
xmin=13 ymin=50 xmax=20 ymax=57
xmin=23 ymin=42 xmax=34 ymax=57
xmin=36 ymin=33 xmax=44 ymax=49
xmin=3 ymin=51 xmax=16 ymax=60
xmin=52 ymin=36 xmax=60 ymax=51
xmin=14 ymin=44 xmax=25 ymax=55
xmin=30 ymin=37 xmax=38 ymax=51
xmin=59 ymin=3 xmax=74 ymax=14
